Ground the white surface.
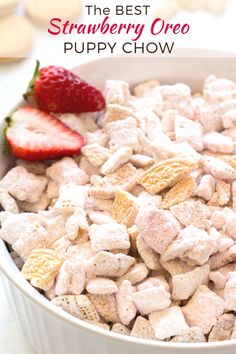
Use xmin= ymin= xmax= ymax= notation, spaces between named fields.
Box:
xmin=0 ymin=1 xmax=236 ymax=352
xmin=1 ymin=55 xmax=236 ymax=354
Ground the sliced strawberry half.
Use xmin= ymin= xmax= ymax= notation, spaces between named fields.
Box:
xmin=5 ymin=106 xmax=84 ymax=162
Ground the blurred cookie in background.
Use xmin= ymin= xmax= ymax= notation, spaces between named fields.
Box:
xmin=155 ymin=0 xmax=180 ymax=19
xmin=178 ymin=0 xmax=202 ymax=11
xmin=155 ymin=0 xmax=228 ymax=19
xmin=24 ymin=0 xmax=83 ymax=27
xmin=202 ymin=0 xmax=228 ymax=14
xmin=0 ymin=0 xmax=19 ymax=17
xmin=0 ymin=15 xmax=35 ymax=62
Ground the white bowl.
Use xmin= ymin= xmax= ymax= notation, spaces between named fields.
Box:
xmin=1 ymin=54 xmax=236 ymax=354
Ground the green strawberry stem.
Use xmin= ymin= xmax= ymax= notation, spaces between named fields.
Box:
xmin=23 ymin=60 xmax=40 ymax=101
xmin=2 ymin=117 xmax=12 ymax=154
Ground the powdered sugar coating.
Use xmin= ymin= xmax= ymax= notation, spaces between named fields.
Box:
xmin=2 ymin=74 xmax=236 ymax=343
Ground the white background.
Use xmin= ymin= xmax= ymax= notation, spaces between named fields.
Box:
xmin=0 ymin=0 xmax=236 ymax=353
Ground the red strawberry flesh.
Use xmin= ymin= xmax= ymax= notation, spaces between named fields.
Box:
xmin=25 ymin=64 xmax=106 ymax=114
xmin=6 ymin=106 xmax=84 ymax=161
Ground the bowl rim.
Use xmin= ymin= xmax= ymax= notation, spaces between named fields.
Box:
xmin=1 ymin=54 xmax=236 ymax=350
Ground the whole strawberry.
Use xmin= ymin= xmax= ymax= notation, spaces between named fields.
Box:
xmin=24 ymin=61 xmax=106 ymax=114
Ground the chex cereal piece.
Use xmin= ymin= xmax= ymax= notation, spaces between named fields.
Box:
xmin=87 ymin=210 xmax=114 ymax=225
xmin=104 ymin=104 xmax=135 ymax=125
xmin=52 ymin=237 xmax=72 ymax=256
xmin=217 ymin=234 xmax=234 ymax=253
xmin=149 ymin=306 xmax=190 ymax=340
xmin=151 ymin=133 xmax=174 ymax=161
xmin=175 ymin=115 xmax=203 ymax=151
xmin=136 ymin=206 xmax=181 ymax=254
xmin=117 ymin=263 xmax=148 ymax=286
xmin=128 ymin=225 xmax=138 ymax=254
xmin=22 ymin=248 xmax=63 ymax=291
xmin=222 ymin=109 xmax=236 ymax=129
xmin=52 ymin=294 xmax=100 ymax=321
xmin=89 ymin=223 xmax=130 ymax=251
xmin=182 ymin=285 xmax=224 ymax=334
xmin=66 ymin=243 xmax=96 ymax=265
xmin=161 ymin=225 xmax=218 ymax=265
xmin=170 ymin=200 xmax=211 ymax=229
xmin=215 ymin=180 xmax=231 ymax=206
xmin=86 ymin=278 xmax=118 ymax=295
xmin=233 ymin=181 xmax=236 ymax=212
xmin=172 ymin=265 xmax=210 ymax=300
xmin=130 ymin=94 xmax=163 ymax=120
xmin=196 ymin=174 xmax=215 ymax=201
xmin=39 ymin=208 xmax=70 ymax=241
xmin=106 ymin=117 xmax=139 ymax=152
xmin=225 ymin=214 xmax=236 ymax=240
xmin=90 ymin=174 xmax=102 ymax=185
xmin=137 ymin=129 xmax=154 ymax=156
xmin=56 ymin=113 xmax=88 ymax=136
xmin=112 ymin=323 xmax=130 ymax=336
xmin=139 ymin=158 xmax=198 ymax=195
xmin=145 ymin=112 xmax=162 ymax=142
xmin=132 ymin=285 xmax=171 ymax=315
xmin=224 ymin=272 xmax=236 ymax=311
xmin=129 ymin=154 xmax=154 ymax=168
xmin=210 ymin=207 xmax=229 ymax=230
xmin=203 ymin=132 xmax=233 ymax=154
xmin=208 ymin=313 xmax=235 ymax=342
xmin=18 ymin=161 xmax=47 ymax=175
xmin=86 ymin=130 xmax=108 ymax=147
xmin=130 ymin=316 xmax=155 ymax=340
xmin=54 ymin=184 xmax=88 ymax=212
xmin=136 ymin=234 xmax=161 ymax=270
xmin=203 ymin=156 xmax=236 ymax=180
xmin=137 ymin=191 xmax=162 ymax=209
xmin=46 ymin=157 xmax=89 ymax=187
xmin=85 ymin=320 xmax=110 ymax=331
xmin=81 ymin=144 xmax=111 ymax=168
xmin=170 ymin=142 xmax=202 ymax=160
xmin=160 ymin=83 xmax=193 ymax=118
xmin=223 ymin=128 xmax=236 ymax=145
xmin=138 ymin=275 xmax=170 ymax=292
xmin=0 ymin=165 xmax=47 ymax=203
xmin=133 ymin=80 xmax=160 ymax=97
xmin=160 ymin=259 xmax=194 ymax=276
xmin=90 ymin=163 xmax=138 ymax=199
xmin=161 ymin=177 xmax=196 ymax=209
xmin=209 ymin=245 xmax=236 ymax=269
xmin=86 ymin=251 xmax=135 ymax=277
xmin=46 ymin=179 xmax=59 ymax=199
xmin=104 ymin=80 xmax=130 ymax=105
xmin=55 ymin=259 xmax=85 ymax=295
xmin=18 ymin=193 xmax=50 ymax=213
xmin=88 ymin=294 xmax=120 ymax=323
xmin=0 ymin=212 xmax=51 ymax=260
xmin=116 ymin=280 xmax=137 ymax=325
xmin=78 ymin=157 xmax=100 ymax=177
xmin=231 ymin=319 xmax=236 ymax=339
xmin=73 ymin=229 xmax=89 ymax=245
xmin=112 ymin=190 xmax=138 ymax=228
xmin=66 ymin=208 xmax=89 ymax=241
xmin=171 ymin=327 xmax=206 ymax=343
xmin=0 ymin=186 xmax=19 ymax=213
xmin=198 ymin=104 xmax=222 ymax=132
xmin=89 ymin=197 xmax=113 ymax=211
xmin=100 ymin=147 xmax=132 ymax=176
